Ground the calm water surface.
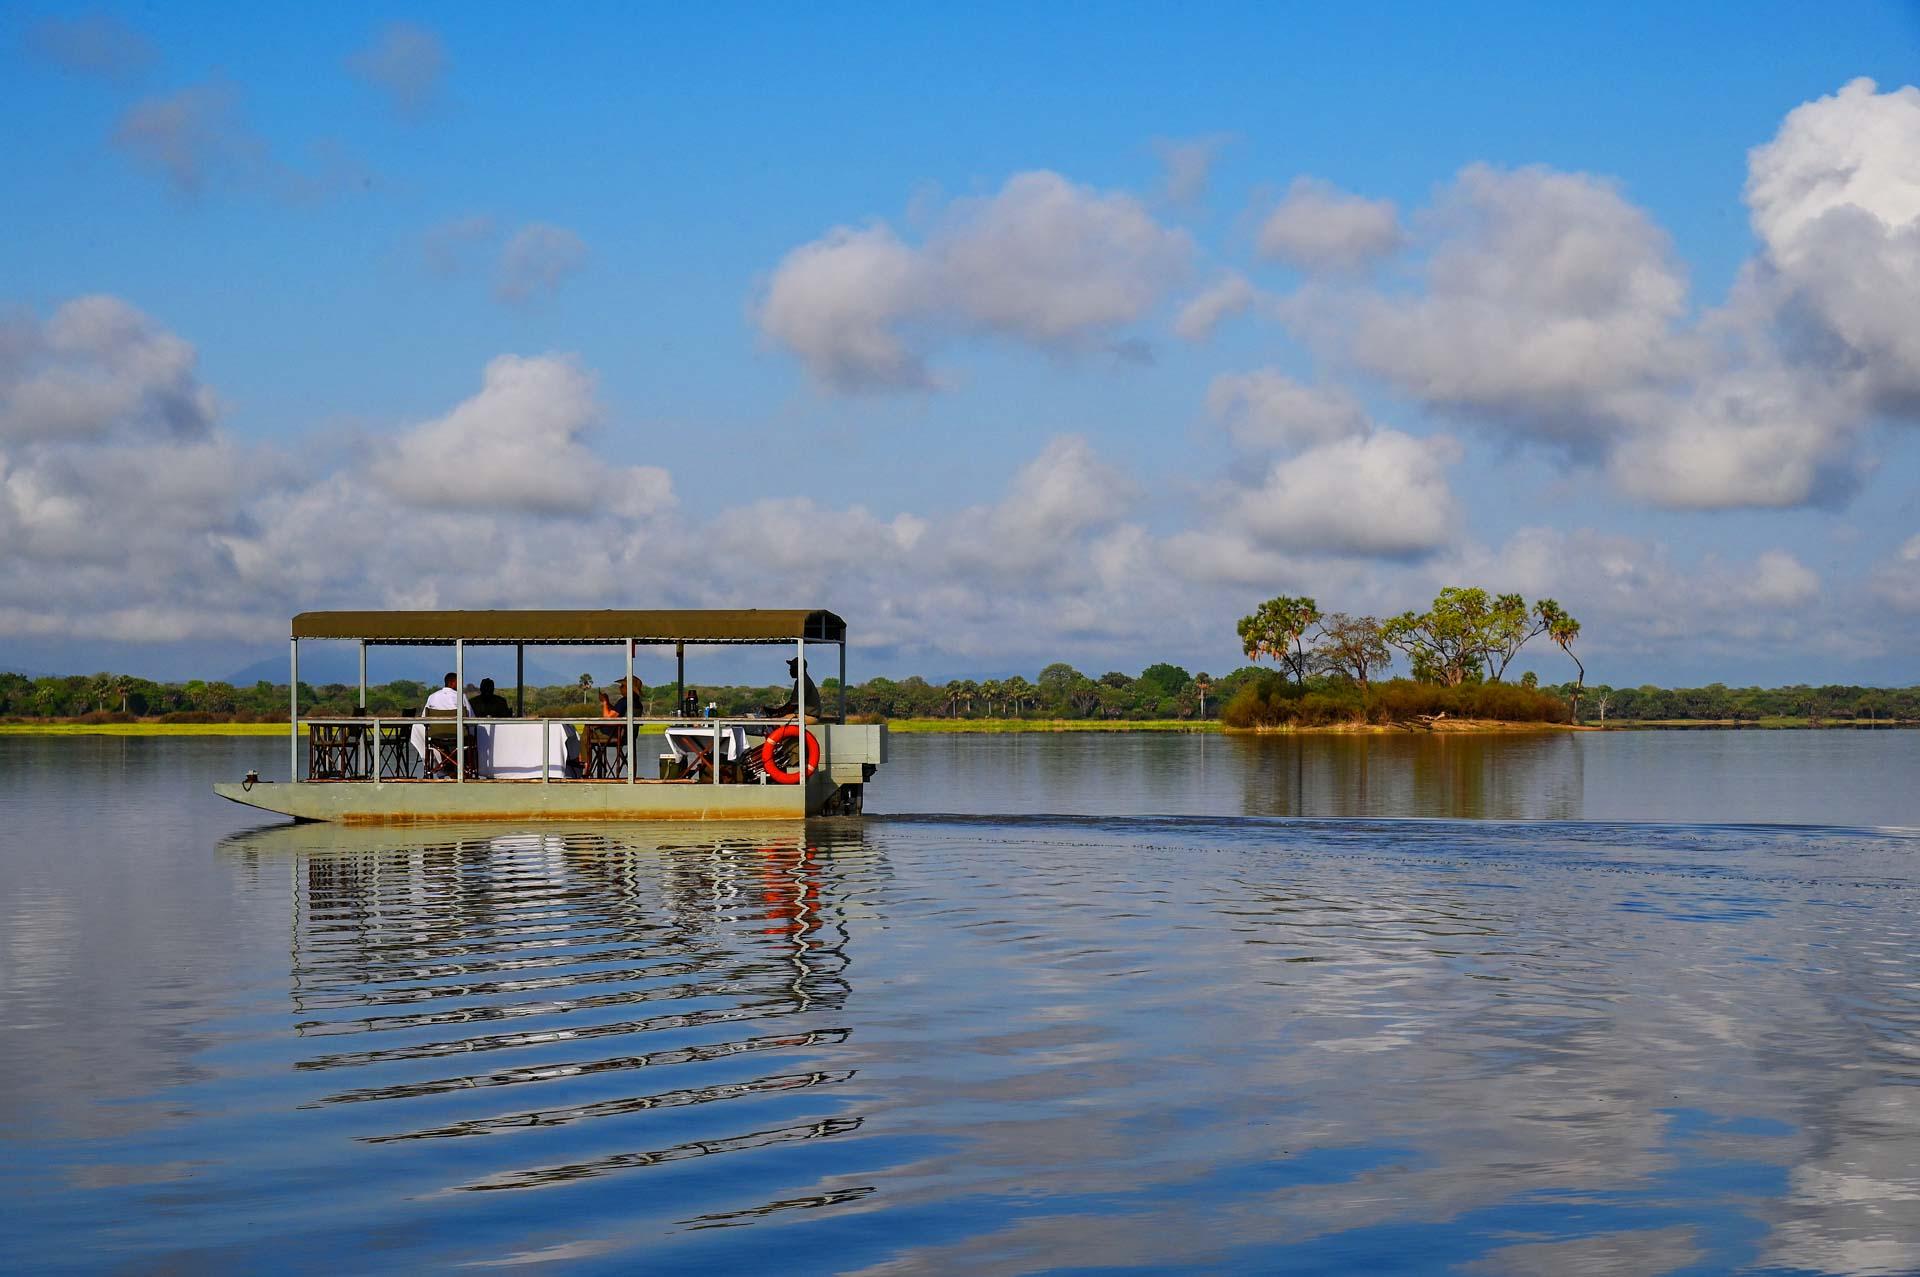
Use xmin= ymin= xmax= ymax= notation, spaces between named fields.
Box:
xmin=3 ymin=731 xmax=1918 ymax=1274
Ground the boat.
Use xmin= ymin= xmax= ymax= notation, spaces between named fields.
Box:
xmin=213 ymin=608 xmax=887 ymax=823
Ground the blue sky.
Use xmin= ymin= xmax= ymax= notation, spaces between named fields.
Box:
xmin=3 ymin=3 xmax=1920 ymax=685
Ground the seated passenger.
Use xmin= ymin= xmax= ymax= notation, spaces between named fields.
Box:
xmin=761 ymin=657 xmax=820 ymax=720
xmin=598 ymin=676 xmax=644 ymax=718
xmin=470 ymin=678 xmax=512 ymax=718
xmin=423 ymin=673 xmax=473 ymax=715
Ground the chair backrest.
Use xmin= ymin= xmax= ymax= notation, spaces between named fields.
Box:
xmin=421 ymin=707 xmax=471 ymax=754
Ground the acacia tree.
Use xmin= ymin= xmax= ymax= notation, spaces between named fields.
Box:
xmin=1383 ymin=587 xmax=1563 ymax=685
xmin=1313 ymin=614 xmax=1392 ymax=694
xmin=1537 ymin=599 xmax=1584 ymax=718
xmin=1484 ymin=593 xmax=1548 ymax=682
xmin=1381 ymin=588 xmax=1491 ymax=686
xmin=1237 ymin=595 xmax=1321 ymax=685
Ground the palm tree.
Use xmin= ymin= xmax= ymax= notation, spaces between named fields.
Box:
xmin=1000 ymin=676 xmax=1029 ymax=717
xmin=578 ymin=673 xmax=594 ymax=704
xmin=1538 ymin=601 xmax=1583 ymax=720
xmin=980 ymin=679 xmax=1002 ymax=718
xmin=950 ymin=679 xmax=978 ymax=717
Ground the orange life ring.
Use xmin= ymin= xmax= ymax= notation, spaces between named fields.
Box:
xmin=761 ymin=724 xmax=820 ymax=784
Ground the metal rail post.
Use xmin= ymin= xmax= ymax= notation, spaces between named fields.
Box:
xmin=289 ymin=638 xmax=298 ymax=782
xmin=626 ymin=639 xmax=635 ymax=783
xmin=455 ymin=639 xmax=464 ymax=784
xmin=796 ymin=636 xmax=807 ymax=804
xmin=359 ymin=641 xmax=368 ymax=771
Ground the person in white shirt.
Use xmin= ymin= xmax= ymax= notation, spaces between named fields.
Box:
xmin=423 ymin=673 xmax=473 ymax=714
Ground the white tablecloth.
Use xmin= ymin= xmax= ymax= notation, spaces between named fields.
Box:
xmin=664 ymin=724 xmax=748 ymax=768
xmin=480 ymin=722 xmax=574 ymax=778
xmin=411 ymin=721 xmax=575 ymax=778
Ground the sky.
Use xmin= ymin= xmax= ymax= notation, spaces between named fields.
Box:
xmin=3 ymin=2 xmax=1920 ymax=687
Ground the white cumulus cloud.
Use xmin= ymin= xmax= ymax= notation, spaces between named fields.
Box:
xmin=1258 ymin=177 xmax=1404 ymax=272
xmin=757 ymin=223 xmax=932 ymax=391
xmin=1745 ymin=77 xmax=1920 ymax=409
xmin=1223 ymin=431 xmax=1460 ymax=558
xmin=377 ymin=354 xmax=671 ymax=517
xmin=1206 ymin=370 xmax=1369 ymax=451
xmin=1275 ymin=83 xmax=1920 ymax=511
xmin=0 ymin=297 xmax=216 ymax=442
xmin=756 ymin=171 xmax=1192 ymax=392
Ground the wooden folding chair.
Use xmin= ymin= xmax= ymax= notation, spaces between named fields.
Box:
xmin=422 ymin=709 xmax=477 ymax=779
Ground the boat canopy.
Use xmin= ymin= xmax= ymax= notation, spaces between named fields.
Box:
xmin=291 ymin=609 xmax=846 ymax=646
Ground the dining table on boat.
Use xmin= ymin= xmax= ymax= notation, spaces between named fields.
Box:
xmin=409 ymin=720 xmax=575 ymax=779
xmin=663 ymin=723 xmax=749 ymax=774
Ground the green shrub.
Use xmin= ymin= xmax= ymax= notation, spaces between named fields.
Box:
xmin=1225 ymin=676 xmax=1570 ymax=728
xmin=1220 ymin=671 xmax=1295 ymax=727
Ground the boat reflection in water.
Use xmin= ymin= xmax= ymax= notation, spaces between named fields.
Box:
xmin=225 ymin=820 xmax=876 ymax=1209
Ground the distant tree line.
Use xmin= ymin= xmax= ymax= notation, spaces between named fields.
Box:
xmin=3 ymin=633 xmax=1918 ymax=730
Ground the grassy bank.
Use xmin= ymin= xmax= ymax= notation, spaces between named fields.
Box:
xmin=0 ymin=722 xmax=294 ymax=736
xmin=882 ymin=718 xmax=1219 ymax=734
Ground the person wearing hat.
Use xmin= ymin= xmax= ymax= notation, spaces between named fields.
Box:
xmin=761 ymin=657 xmax=820 ymax=720
xmin=598 ymin=675 xmax=645 ymax=719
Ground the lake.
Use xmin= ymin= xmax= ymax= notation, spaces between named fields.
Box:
xmin=3 ymin=730 xmax=1918 ymax=1273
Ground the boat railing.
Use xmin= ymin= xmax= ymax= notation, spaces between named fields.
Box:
xmin=295 ymin=714 xmax=822 ymax=785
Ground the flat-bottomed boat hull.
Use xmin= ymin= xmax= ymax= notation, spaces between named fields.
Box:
xmin=213 ymin=776 xmax=837 ymax=823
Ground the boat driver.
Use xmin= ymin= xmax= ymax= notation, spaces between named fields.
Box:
xmin=762 ymin=658 xmax=821 ymax=720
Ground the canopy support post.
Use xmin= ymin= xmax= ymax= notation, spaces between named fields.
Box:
xmin=515 ymin=644 xmax=524 ymax=718
xmin=626 ymin=639 xmax=635 ymax=783
xmin=357 ymin=641 xmax=366 ymax=710
xmin=455 ymin=639 xmax=465 ymax=784
xmin=838 ymin=640 xmax=847 ymax=723
xmin=676 ymin=643 xmax=685 ymax=713
xmin=289 ymin=638 xmax=299 ymax=782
